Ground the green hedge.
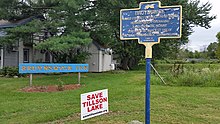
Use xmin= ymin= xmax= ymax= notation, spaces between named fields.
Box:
xmin=0 ymin=67 xmax=22 ymax=77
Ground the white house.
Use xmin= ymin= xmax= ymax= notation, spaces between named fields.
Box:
xmin=86 ymin=41 xmax=114 ymax=72
xmin=0 ymin=19 xmax=115 ymax=72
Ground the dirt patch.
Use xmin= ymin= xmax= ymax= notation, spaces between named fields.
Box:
xmin=21 ymin=84 xmax=83 ymax=92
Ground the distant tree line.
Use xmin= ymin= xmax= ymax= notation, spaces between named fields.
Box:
xmin=176 ymin=32 xmax=220 ymax=60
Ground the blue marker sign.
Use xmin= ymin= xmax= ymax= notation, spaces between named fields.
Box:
xmin=120 ymin=1 xmax=182 ymax=124
xmin=120 ymin=1 xmax=182 ymax=43
xmin=19 ymin=63 xmax=89 ymax=74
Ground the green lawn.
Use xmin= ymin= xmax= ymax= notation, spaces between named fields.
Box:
xmin=0 ymin=71 xmax=220 ymax=124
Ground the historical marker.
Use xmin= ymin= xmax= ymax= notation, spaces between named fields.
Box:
xmin=120 ymin=1 xmax=182 ymax=124
xmin=120 ymin=1 xmax=182 ymax=58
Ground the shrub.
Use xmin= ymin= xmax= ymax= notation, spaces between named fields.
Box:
xmin=191 ymin=60 xmax=196 ymax=64
xmin=0 ymin=67 xmax=22 ymax=77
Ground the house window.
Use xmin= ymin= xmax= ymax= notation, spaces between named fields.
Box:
xmin=23 ymin=49 xmax=29 ymax=63
xmin=45 ymin=52 xmax=50 ymax=62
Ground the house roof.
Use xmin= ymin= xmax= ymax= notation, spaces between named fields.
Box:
xmin=0 ymin=16 xmax=36 ymax=29
xmin=92 ymin=41 xmax=108 ymax=50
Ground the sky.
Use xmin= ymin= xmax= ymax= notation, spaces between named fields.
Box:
xmin=187 ymin=0 xmax=220 ymax=51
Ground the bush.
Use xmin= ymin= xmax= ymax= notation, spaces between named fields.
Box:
xmin=0 ymin=67 xmax=22 ymax=77
xmin=190 ymin=60 xmax=196 ymax=64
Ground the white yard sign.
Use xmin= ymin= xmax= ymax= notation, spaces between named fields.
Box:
xmin=81 ymin=89 xmax=108 ymax=120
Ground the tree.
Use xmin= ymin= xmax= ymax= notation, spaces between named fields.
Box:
xmin=0 ymin=0 xmax=92 ymax=63
xmin=87 ymin=0 xmax=143 ymax=69
xmin=35 ymin=31 xmax=92 ymax=63
xmin=194 ymin=50 xmax=201 ymax=58
xmin=217 ymin=32 xmax=220 ymax=41
xmin=216 ymin=32 xmax=220 ymax=59
xmin=207 ymin=42 xmax=218 ymax=59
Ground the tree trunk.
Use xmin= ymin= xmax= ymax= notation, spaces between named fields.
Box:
xmin=121 ymin=57 xmax=130 ymax=70
xmin=128 ymin=57 xmax=138 ymax=69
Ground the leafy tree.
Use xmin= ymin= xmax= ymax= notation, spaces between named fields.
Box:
xmin=0 ymin=19 xmax=42 ymax=45
xmin=0 ymin=0 xmax=92 ymax=63
xmin=194 ymin=50 xmax=201 ymax=58
xmin=87 ymin=1 xmax=143 ymax=69
xmin=35 ymin=31 xmax=92 ymax=63
xmin=181 ymin=49 xmax=195 ymax=58
xmin=216 ymin=32 xmax=220 ymax=59
xmin=207 ymin=42 xmax=218 ymax=59
xmin=188 ymin=51 xmax=194 ymax=58
xmin=217 ymin=32 xmax=220 ymax=41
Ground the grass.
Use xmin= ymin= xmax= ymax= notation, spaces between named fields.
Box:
xmin=151 ymin=86 xmax=220 ymax=124
xmin=0 ymin=70 xmax=220 ymax=123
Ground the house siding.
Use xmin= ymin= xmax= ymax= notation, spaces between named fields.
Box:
xmin=85 ymin=42 xmax=114 ymax=72
xmin=18 ymin=41 xmax=34 ymax=63
xmin=102 ymin=53 xmax=112 ymax=71
xmin=99 ymin=51 xmax=102 ymax=72
xmin=4 ymin=49 xmax=18 ymax=67
xmin=86 ymin=42 xmax=100 ymax=72
xmin=33 ymin=49 xmax=49 ymax=63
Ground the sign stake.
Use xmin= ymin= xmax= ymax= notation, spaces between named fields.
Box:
xmin=30 ymin=74 xmax=33 ymax=87
xmin=78 ymin=72 xmax=81 ymax=85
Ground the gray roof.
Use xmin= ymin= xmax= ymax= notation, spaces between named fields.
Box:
xmin=92 ymin=41 xmax=108 ymax=50
xmin=0 ymin=16 xmax=36 ymax=29
xmin=0 ymin=16 xmax=37 ymax=37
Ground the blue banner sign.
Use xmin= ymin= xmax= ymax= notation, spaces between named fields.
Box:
xmin=120 ymin=1 xmax=182 ymax=43
xmin=19 ymin=63 xmax=89 ymax=74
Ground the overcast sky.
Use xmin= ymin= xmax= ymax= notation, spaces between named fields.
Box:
xmin=188 ymin=0 xmax=220 ymax=51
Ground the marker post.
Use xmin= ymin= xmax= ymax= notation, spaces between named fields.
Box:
xmin=145 ymin=57 xmax=151 ymax=124
xmin=144 ymin=45 xmax=154 ymax=124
